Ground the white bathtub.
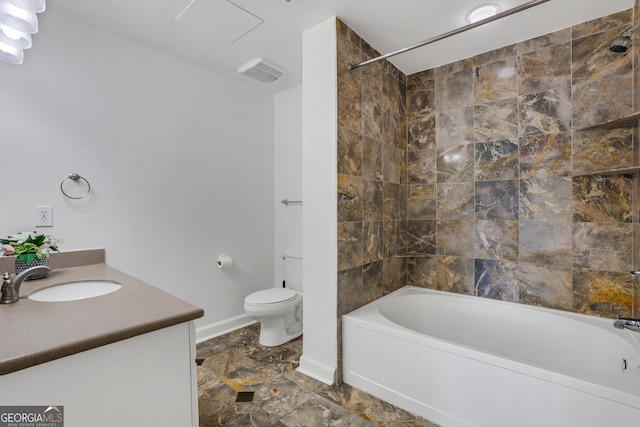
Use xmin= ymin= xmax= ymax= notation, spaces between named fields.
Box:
xmin=342 ymin=286 xmax=640 ymax=427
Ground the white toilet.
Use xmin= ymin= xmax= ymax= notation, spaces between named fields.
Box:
xmin=243 ymin=251 xmax=302 ymax=346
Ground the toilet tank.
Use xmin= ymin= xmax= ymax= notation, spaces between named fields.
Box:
xmin=283 ymin=250 xmax=302 ymax=291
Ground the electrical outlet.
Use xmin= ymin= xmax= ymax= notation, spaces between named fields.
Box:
xmin=35 ymin=205 xmax=53 ymax=227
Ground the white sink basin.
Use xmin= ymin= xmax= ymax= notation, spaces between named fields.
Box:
xmin=28 ymin=280 xmax=122 ymax=302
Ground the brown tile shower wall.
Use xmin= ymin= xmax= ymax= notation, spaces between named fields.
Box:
xmin=635 ymin=0 xmax=640 ymax=317
xmin=337 ymin=8 xmax=639 ymax=327
xmin=337 ymin=19 xmax=408 ymax=318
xmin=404 ymin=8 xmax=637 ymax=318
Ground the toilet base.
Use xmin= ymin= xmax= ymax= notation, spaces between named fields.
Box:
xmin=257 ymin=306 xmax=302 ymax=347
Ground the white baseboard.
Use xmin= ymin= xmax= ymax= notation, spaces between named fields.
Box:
xmin=297 ymin=355 xmax=336 ymax=385
xmin=195 ymin=314 xmax=256 ymax=343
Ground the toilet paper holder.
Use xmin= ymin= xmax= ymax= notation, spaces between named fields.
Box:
xmin=217 ymin=254 xmax=233 ymax=269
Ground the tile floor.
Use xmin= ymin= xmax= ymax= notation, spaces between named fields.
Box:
xmin=196 ymin=324 xmax=439 ymax=427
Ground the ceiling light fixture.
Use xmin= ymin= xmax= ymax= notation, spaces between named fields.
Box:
xmin=0 ymin=0 xmax=45 ymax=65
xmin=0 ymin=22 xmax=30 ymax=47
xmin=466 ymin=3 xmax=501 ymax=24
xmin=6 ymin=0 xmax=45 ymax=13
xmin=0 ymin=39 xmax=23 ymax=64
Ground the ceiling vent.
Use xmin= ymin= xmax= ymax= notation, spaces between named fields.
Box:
xmin=238 ymin=57 xmax=285 ymax=83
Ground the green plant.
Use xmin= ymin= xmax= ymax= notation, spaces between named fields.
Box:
xmin=0 ymin=231 xmax=61 ymax=264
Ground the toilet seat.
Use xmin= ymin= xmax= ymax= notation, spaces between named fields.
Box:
xmin=245 ymin=288 xmax=299 ymax=307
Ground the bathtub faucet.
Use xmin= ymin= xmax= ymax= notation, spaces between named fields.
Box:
xmin=613 ymin=316 xmax=640 ymax=332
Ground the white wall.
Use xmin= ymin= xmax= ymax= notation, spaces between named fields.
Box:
xmin=274 ymin=85 xmax=303 ymax=287
xmin=298 ymin=17 xmax=338 ymax=385
xmin=0 ymin=7 xmax=275 ymax=340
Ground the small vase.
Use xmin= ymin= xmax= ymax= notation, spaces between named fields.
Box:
xmin=15 ymin=256 xmax=50 ymax=279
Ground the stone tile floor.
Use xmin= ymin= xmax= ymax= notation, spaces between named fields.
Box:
xmin=196 ymin=324 xmax=439 ymax=427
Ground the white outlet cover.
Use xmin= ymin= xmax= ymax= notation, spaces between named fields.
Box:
xmin=35 ymin=205 xmax=53 ymax=227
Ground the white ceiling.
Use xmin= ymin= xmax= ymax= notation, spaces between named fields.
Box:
xmin=49 ymin=0 xmax=634 ymax=94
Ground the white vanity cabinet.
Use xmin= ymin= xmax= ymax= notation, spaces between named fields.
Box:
xmin=0 ymin=322 xmax=198 ymax=427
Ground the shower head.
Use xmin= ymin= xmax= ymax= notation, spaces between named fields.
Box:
xmin=610 ymin=30 xmax=633 ymax=53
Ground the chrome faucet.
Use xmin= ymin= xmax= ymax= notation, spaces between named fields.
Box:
xmin=613 ymin=316 xmax=640 ymax=333
xmin=0 ymin=266 xmax=52 ymax=304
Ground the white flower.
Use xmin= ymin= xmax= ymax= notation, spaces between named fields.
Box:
xmin=8 ymin=231 xmax=30 ymax=243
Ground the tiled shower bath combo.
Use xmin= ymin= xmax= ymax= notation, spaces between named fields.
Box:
xmin=337 ymin=7 xmax=640 ymax=351
xmin=336 ymin=7 xmax=640 ymax=424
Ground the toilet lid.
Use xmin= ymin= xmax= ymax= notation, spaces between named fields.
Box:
xmin=245 ymin=288 xmax=299 ymax=305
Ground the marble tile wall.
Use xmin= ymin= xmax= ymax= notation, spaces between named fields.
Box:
xmin=337 ymin=18 xmax=408 ymax=320
xmin=403 ymin=9 xmax=637 ymax=317
xmin=636 ymin=1 xmax=640 ymax=130
xmin=635 ymin=0 xmax=640 ymax=318
xmin=337 ymin=8 xmax=639 ymax=336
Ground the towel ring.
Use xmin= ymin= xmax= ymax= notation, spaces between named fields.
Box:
xmin=60 ymin=173 xmax=91 ymax=200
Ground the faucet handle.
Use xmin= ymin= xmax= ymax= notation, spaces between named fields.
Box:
xmin=1 ymin=272 xmax=15 ymax=304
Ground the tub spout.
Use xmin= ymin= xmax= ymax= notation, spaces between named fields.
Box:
xmin=613 ymin=317 xmax=640 ymax=332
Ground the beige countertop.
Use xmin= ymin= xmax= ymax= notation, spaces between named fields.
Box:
xmin=0 ymin=263 xmax=204 ymax=375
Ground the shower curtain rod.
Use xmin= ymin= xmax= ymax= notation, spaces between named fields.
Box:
xmin=348 ymin=0 xmax=552 ymax=71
